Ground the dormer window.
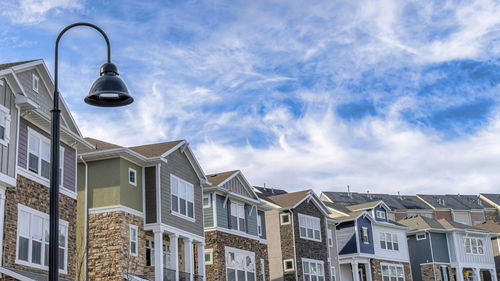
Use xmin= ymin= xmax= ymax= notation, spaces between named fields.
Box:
xmin=32 ymin=74 xmax=39 ymax=93
xmin=376 ymin=210 xmax=386 ymax=219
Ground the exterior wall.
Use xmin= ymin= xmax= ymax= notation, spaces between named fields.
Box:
xmin=470 ymin=211 xmax=486 ymax=225
xmin=86 ymin=158 xmax=121 ymax=208
xmin=435 ymin=210 xmax=453 ymax=221
xmin=280 ymin=211 xmax=295 ymax=281
xmin=221 ymin=176 xmax=252 ymax=198
xmin=373 ymin=205 xmax=388 ymax=222
xmin=430 ymin=233 xmax=450 ymax=263
xmin=246 ymin=202 xmax=258 ymax=236
xmin=144 ymin=166 xmax=156 ymax=224
xmin=370 ymin=259 xmax=412 ymax=281
xmin=119 ymin=158 xmax=143 ymax=212
xmin=492 ymin=238 xmax=500 ymax=280
xmin=337 ymin=221 xmax=357 ymax=255
xmin=451 ymin=232 xmax=495 ymax=266
xmin=87 ymin=211 xmax=146 ymax=281
xmin=372 ymin=224 xmax=410 ymax=262
xmin=204 ymin=230 xmax=268 ymax=281
xmin=357 ymin=216 xmax=375 ymax=254
xmin=18 ymin=118 xmax=76 ymax=192
xmin=420 ymin=264 xmax=456 ymax=281
xmin=453 ymin=210 xmax=472 ymax=226
xmin=328 ymin=225 xmax=341 ymax=281
xmin=16 ymin=69 xmax=52 ymax=114
xmin=216 ymin=194 xmax=228 ymax=228
xmin=160 ymin=149 xmax=204 ymax=237
xmin=408 ymin=234 xmax=434 ymax=281
xmin=2 ymin=176 xmax=76 ymax=280
xmin=0 ymin=78 xmax=18 ymax=179
xmin=203 ymin=192 xmax=214 ymax=227
xmin=265 ymin=209 xmax=283 ymax=281
xmin=258 ymin=210 xmax=266 ymax=240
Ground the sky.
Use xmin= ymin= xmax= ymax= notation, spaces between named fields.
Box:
xmin=1 ymin=0 xmax=500 ymax=195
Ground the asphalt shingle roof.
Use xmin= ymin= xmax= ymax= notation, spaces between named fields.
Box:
xmin=81 ymin=137 xmax=184 ymax=158
xmin=346 ymin=200 xmax=382 ymax=211
xmin=321 ymin=192 xmax=428 ymax=210
xmin=206 ymin=170 xmax=239 ymax=187
xmin=474 ymin=220 xmax=500 ymax=233
xmin=480 ymin=194 xmax=500 ymax=207
xmin=398 ymin=216 xmax=482 ymax=231
xmin=266 ymin=190 xmax=311 ymax=208
xmin=254 ymin=186 xmax=288 ymax=196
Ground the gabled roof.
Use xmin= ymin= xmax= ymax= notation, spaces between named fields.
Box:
xmin=321 ymin=191 xmax=428 ymax=210
xmin=205 ymin=170 xmax=262 ymax=203
xmin=82 ymin=137 xmax=122 ymax=152
xmin=417 ymin=194 xmax=472 ymax=210
xmin=399 ymin=216 xmax=488 ymax=232
xmin=129 ymin=141 xmax=184 ymax=158
xmin=206 ymin=170 xmax=239 ymax=187
xmin=254 ymin=186 xmax=288 ymax=196
xmin=474 ymin=220 xmax=500 ymax=233
xmin=0 ymin=60 xmax=39 ymax=71
xmin=323 ymin=201 xmax=352 ymax=215
xmin=445 ymin=194 xmax=490 ymax=210
xmin=346 ymin=200 xmax=385 ymax=212
xmin=335 ymin=210 xmax=368 ymax=222
xmin=266 ymin=190 xmax=311 ymax=208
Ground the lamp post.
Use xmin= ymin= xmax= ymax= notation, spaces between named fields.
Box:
xmin=50 ymin=22 xmax=133 ymax=281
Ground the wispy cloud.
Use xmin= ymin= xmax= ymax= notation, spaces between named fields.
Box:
xmin=1 ymin=0 xmax=83 ymax=24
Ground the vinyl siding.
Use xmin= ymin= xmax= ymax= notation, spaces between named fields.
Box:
xmin=216 ymin=194 xmax=228 ymax=228
xmin=246 ymin=204 xmax=257 ymax=236
xmin=336 ymin=221 xmax=357 ymax=255
xmin=357 ymin=216 xmax=375 ymax=254
xmin=451 ymin=232 xmax=495 ymax=265
xmin=221 ymin=176 xmax=252 ymax=198
xmin=16 ymin=69 xmax=53 ymax=116
xmin=430 ymin=232 xmax=450 ymax=263
xmin=0 ymin=78 xmax=18 ymax=179
xmin=203 ymin=193 xmax=214 ymax=227
xmin=373 ymin=205 xmax=388 ymax=222
xmin=119 ymin=158 xmax=143 ymax=212
xmin=407 ymin=234 xmax=433 ymax=281
xmin=372 ymin=224 xmax=410 ymax=262
xmin=144 ymin=166 xmax=157 ymax=224
xmin=258 ymin=210 xmax=266 ymax=239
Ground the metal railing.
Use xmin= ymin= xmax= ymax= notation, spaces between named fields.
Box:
xmin=164 ymin=268 xmax=176 ymax=281
xmin=179 ymin=271 xmax=191 ymax=281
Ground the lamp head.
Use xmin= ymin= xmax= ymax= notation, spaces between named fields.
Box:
xmin=85 ymin=63 xmax=133 ymax=107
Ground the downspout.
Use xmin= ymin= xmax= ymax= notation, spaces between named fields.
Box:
xmin=80 ymin=156 xmax=88 ymax=281
xmin=428 ymin=231 xmax=438 ymax=281
xmin=290 ymin=210 xmax=299 ymax=281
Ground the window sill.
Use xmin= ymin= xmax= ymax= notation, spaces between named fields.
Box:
xmin=15 ymin=258 xmax=67 ymax=275
xmin=299 ymin=235 xmax=322 ymax=243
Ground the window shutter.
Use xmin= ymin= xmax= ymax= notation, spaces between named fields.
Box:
xmin=245 ymin=204 xmax=249 ymax=234
xmin=227 ymin=200 xmax=231 ymax=229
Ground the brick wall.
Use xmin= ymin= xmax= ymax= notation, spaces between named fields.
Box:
xmin=420 ymin=264 xmax=456 ymax=281
xmin=1 ymin=175 xmax=76 ymax=280
xmin=205 ymin=230 xmax=268 ymax=281
xmin=370 ymin=259 xmax=412 ymax=281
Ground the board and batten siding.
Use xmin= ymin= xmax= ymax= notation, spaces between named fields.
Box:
xmin=0 ymin=78 xmax=18 ymax=179
xmin=246 ymin=204 xmax=258 ymax=236
xmin=222 ymin=176 xmax=252 ymax=198
xmin=216 ymin=194 xmax=228 ymax=228
xmin=160 ymin=149 xmax=204 ymax=237
xmin=145 ymin=166 xmax=157 ymax=224
xmin=18 ymin=118 xmax=76 ymax=192
xmin=452 ymin=232 xmax=495 ymax=265
xmin=357 ymin=216 xmax=375 ymax=254
xmin=203 ymin=193 xmax=214 ymax=227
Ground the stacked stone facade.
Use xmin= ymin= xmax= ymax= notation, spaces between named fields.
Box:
xmin=1 ymin=175 xmax=76 ymax=280
xmin=205 ymin=230 xmax=268 ymax=281
xmin=370 ymin=259 xmax=412 ymax=281
xmin=87 ymin=211 xmax=145 ymax=281
xmin=279 ymin=212 xmax=296 ymax=281
xmin=420 ymin=264 xmax=456 ymax=281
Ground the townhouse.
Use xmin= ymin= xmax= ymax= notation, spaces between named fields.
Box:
xmin=77 ymin=138 xmax=208 ymax=281
xmin=400 ymin=216 xmax=498 ymax=281
xmin=475 ymin=221 xmax=500 ymax=280
xmin=417 ymin=194 xmax=487 ymax=226
xmin=0 ymin=60 xmax=92 ymax=280
xmin=329 ymin=200 xmax=412 ymax=281
xmin=202 ymin=170 xmax=270 ymax=281
xmin=258 ymin=190 xmax=339 ymax=281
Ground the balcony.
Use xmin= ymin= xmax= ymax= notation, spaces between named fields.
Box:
xmin=164 ymin=268 xmax=176 ymax=281
xmin=179 ymin=271 xmax=191 ymax=281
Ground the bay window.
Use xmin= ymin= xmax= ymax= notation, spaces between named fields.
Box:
xmin=171 ymin=174 xmax=194 ymax=220
xmin=298 ymin=214 xmax=321 ymax=242
xmin=225 ymin=247 xmax=255 ymax=281
xmin=302 ymin=258 xmax=325 ymax=281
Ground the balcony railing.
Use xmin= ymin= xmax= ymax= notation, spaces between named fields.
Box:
xmin=193 ymin=274 xmax=204 ymax=281
xmin=179 ymin=271 xmax=191 ymax=281
xmin=164 ymin=268 xmax=176 ymax=281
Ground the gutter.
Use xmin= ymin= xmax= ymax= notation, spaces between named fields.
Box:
xmin=80 ymin=156 xmax=88 ymax=281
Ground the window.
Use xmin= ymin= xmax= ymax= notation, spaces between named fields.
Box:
xmin=261 ymin=258 xmax=266 ymax=281
xmin=328 ymin=230 xmax=333 ymax=247
xmin=331 ymin=267 xmax=336 ymax=281
xmin=257 ymin=213 xmax=263 ymax=236
xmin=203 ymin=194 xmax=211 ymax=208
xmin=129 ymin=225 xmax=138 ymax=256
xmin=298 ymin=214 xmax=321 ymax=242
xmin=225 ymin=247 xmax=255 ymax=281
xmin=380 ymin=233 xmax=399 ymax=251
xmin=205 ymin=249 xmax=213 ymax=265
xmin=171 ymin=175 xmax=194 ymax=220
xmin=416 ymin=233 xmax=426 ymax=240
xmin=283 ymin=259 xmax=294 ymax=272
xmin=376 ymin=210 xmax=386 ymax=219
xmin=280 ymin=213 xmax=290 ymax=225
xmin=230 ymin=202 xmax=246 ymax=232
xmin=464 ymin=238 xmax=484 ymax=255
xmin=146 ymin=238 xmax=155 ymax=266
xmin=28 ymin=130 xmax=64 ymax=185
xmin=32 ymin=74 xmax=39 ymax=93
xmin=0 ymin=105 xmax=11 ymax=146
xmin=128 ymin=168 xmax=137 ymax=186
xmin=441 ymin=266 xmax=449 ymax=281
xmin=382 ymin=264 xmax=405 ymax=281
xmin=361 ymin=227 xmax=370 ymax=244
xmin=302 ymin=258 xmax=325 ymax=281
xmin=16 ymin=204 xmax=68 ymax=272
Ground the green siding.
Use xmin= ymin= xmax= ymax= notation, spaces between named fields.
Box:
xmin=216 ymin=194 xmax=228 ymax=228
xmin=87 ymin=158 xmax=120 ymax=208
xmin=204 ymin=193 xmax=214 ymax=227
xmin=145 ymin=166 xmax=157 ymax=224
xmin=119 ymin=158 xmax=143 ymax=212
xmin=246 ymin=204 xmax=257 ymax=236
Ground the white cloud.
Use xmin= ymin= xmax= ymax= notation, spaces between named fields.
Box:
xmin=2 ymin=0 xmax=82 ymax=24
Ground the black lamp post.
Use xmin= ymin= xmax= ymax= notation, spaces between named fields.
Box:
xmin=50 ymin=22 xmax=133 ymax=281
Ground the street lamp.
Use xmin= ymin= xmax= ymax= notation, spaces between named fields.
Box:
xmin=50 ymin=22 xmax=133 ymax=281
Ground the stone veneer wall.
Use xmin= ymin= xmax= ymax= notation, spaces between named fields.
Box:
xmin=420 ymin=264 xmax=456 ymax=281
xmin=1 ymin=175 xmax=76 ymax=280
xmin=280 ymin=212 xmax=296 ymax=281
xmin=370 ymin=259 xmax=412 ymax=281
xmin=205 ymin=230 xmax=268 ymax=281
xmin=87 ymin=211 xmax=146 ymax=281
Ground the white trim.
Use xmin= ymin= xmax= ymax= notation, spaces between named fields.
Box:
xmin=142 ymin=166 xmax=146 ymax=227
xmin=361 ymin=227 xmax=370 ymax=244
xmin=170 ymin=174 xmax=196 ymax=221
xmin=156 ymin=163 xmax=161 ymax=224
xmin=376 ymin=210 xmax=386 ymax=219
xmin=129 ymin=224 xmax=138 ymax=257
xmin=204 ymin=227 xmax=267 ymax=244
xmin=283 ymin=258 xmax=295 ymax=272
xmin=0 ymin=79 xmax=3 ymax=86
xmin=32 ymin=73 xmax=39 ymax=93
xmin=0 ymin=172 xmax=16 ymax=187
xmin=298 ymin=213 xmax=322 ymax=242
xmin=280 ymin=213 xmax=291 ymax=225
xmin=144 ymin=223 xmax=205 ymax=243
xmin=225 ymin=246 xmax=257 ymax=281
xmin=204 ymin=248 xmax=213 ymax=265
xmin=0 ymin=187 xmax=6 ymax=278
xmin=380 ymin=262 xmax=405 ymax=281
xmin=128 ymin=168 xmax=137 ymax=186
xmin=88 ymin=205 xmax=144 ymax=218
xmin=0 ymin=104 xmax=11 ymax=147
xmin=301 ymin=258 xmax=325 ymax=281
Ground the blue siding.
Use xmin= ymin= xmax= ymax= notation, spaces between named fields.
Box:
xmin=336 ymin=221 xmax=357 ymax=255
xmin=216 ymin=194 xmax=228 ymax=228
xmin=357 ymin=216 xmax=375 ymax=254
xmin=246 ymin=204 xmax=257 ymax=236
xmin=258 ymin=210 xmax=266 ymax=239
xmin=373 ymin=205 xmax=388 ymax=222
xmin=204 ymin=193 xmax=214 ymax=227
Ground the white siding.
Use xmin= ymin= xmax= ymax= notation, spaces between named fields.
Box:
xmin=450 ymin=232 xmax=495 ymax=267
xmin=372 ymin=224 xmax=410 ymax=263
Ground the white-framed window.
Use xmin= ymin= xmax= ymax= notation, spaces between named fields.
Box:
xmin=230 ymin=202 xmax=246 ymax=232
xmin=205 ymin=248 xmax=213 ymax=265
xmin=128 ymin=168 xmax=137 ymax=186
xmin=16 ymin=204 xmax=68 ymax=273
xmin=280 ymin=213 xmax=290 ymax=225
xmin=27 ymin=129 xmax=64 ymax=185
xmin=298 ymin=214 xmax=321 ymax=242
xmin=376 ymin=210 xmax=386 ymax=219
xmin=203 ymin=194 xmax=211 ymax=208
xmin=32 ymin=74 xmax=39 ymax=93
xmin=331 ymin=267 xmax=336 ymax=281
xmin=328 ymin=230 xmax=333 ymax=247
xmin=257 ymin=213 xmax=263 ymax=236
xmin=0 ymin=104 xmax=11 ymax=146
xmin=146 ymin=237 xmax=155 ymax=266
xmin=302 ymin=258 xmax=325 ymax=281
xmin=129 ymin=224 xmax=138 ymax=256
xmin=464 ymin=237 xmax=484 ymax=255
xmin=361 ymin=227 xmax=370 ymax=244
xmin=380 ymin=232 xmax=399 ymax=251
xmin=225 ymin=247 xmax=255 ymax=281
xmin=171 ymin=174 xmax=195 ymax=220
xmin=283 ymin=259 xmax=294 ymax=272
xmin=416 ymin=233 xmax=426 ymax=240
xmin=381 ymin=263 xmax=405 ymax=281
xmin=261 ymin=258 xmax=266 ymax=281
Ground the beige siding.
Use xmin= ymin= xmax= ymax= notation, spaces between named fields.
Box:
xmin=265 ymin=209 xmax=283 ymax=281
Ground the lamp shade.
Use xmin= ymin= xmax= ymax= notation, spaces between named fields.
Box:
xmin=85 ymin=63 xmax=133 ymax=107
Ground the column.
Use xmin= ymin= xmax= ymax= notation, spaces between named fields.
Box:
xmin=365 ymin=262 xmax=372 ymax=281
xmin=184 ymin=238 xmax=194 ymax=281
xmin=196 ymin=242 xmax=206 ymax=281
xmin=154 ymin=230 xmax=164 ymax=281
xmin=456 ymin=266 xmax=464 ymax=281
xmin=170 ymin=233 xmax=179 ymax=281
xmin=490 ymin=269 xmax=498 ymax=281
xmin=352 ymin=261 xmax=360 ymax=281
xmin=473 ymin=268 xmax=480 ymax=281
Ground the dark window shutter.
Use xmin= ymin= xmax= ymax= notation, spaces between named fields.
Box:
xmin=245 ymin=204 xmax=249 ymax=233
xmin=227 ymin=200 xmax=231 ymax=229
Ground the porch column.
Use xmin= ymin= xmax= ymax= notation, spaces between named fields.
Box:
xmin=352 ymin=261 xmax=360 ymax=281
xmin=490 ymin=269 xmax=498 ymax=281
xmin=196 ymin=242 xmax=206 ymax=281
xmin=365 ymin=262 xmax=372 ymax=281
xmin=473 ymin=268 xmax=480 ymax=281
xmin=456 ymin=266 xmax=464 ymax=281
xmin=154 ymin=230 xmax=164 ymax=281
xmin=184 ymin=238 xmax=194 ymax=281
xmin=170 ymin=233 xmax=179 ymax=281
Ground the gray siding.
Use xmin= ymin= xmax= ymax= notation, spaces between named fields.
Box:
xmin=203 ymin=193 xmax=214 ymax=227
xmin=430 ymin=232 xmax=450 ymax=263
xmin=407 ymin=234 xmax=432 ymax=281
xmin=160 ymin=149 xmax=204 ymax=237
xmin=16 ymin=70 xmax=52 ymax=117
xmin=0 ymin=78 xmax=18 ymax=179
xmin=145 ymin=166 xmax=157 ymax=224
xmin=246 ymin=204 xmax=257 ymax=236
xmin=18 ymin=118 xmax=76 ymax=191
xmin=222 ymin=176 xmax=252 ymax=198
xmin=258 ymin=210 xmax=266 ymax=239
xmin=336 ymin=221 xmax=357 ymax=255
xmin=216 ymin=194 xmax=228 ymax=228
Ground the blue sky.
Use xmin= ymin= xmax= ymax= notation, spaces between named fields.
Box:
xmin=2 ymin=0 xmax=500 ymax=194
